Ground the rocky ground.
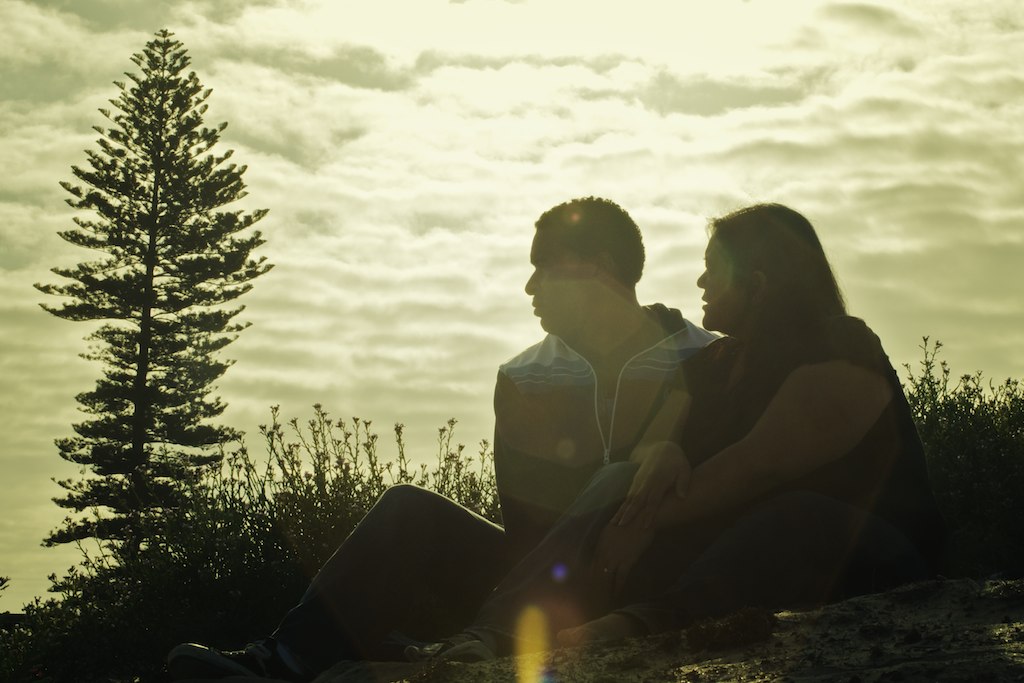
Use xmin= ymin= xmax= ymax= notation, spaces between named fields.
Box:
xmin=186 ymin=578 xmax=1024 ymax=683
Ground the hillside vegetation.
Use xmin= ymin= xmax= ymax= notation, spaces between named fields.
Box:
xmin=1 ymin=341 xmax=1021 ymax=682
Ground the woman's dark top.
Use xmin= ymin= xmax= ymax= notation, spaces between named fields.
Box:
xmin=678 ymin=315 xmax=947 ymax=569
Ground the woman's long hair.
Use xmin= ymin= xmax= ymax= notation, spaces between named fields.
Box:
xmin=710 ymin=203 xmax=846 ymax=341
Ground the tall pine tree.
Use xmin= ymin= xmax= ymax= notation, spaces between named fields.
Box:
xmin=36 ymin=29 xmax=272 ymax=547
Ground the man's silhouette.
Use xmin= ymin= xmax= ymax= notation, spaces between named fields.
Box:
xmin=495 ymin=197 xmax=715 ymax=559
xmin=167 ymin=196 xmax=714 ymax=681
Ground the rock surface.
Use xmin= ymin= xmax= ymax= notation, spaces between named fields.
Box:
xmin=187 ymin=579 xmax=1024 ymax=683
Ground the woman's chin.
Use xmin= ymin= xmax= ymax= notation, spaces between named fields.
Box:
xmin=702 ymin=311 xmax=735 ymax=336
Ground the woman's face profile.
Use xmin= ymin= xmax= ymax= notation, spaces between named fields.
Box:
xmin=696 ymin=237 xmax=749 ymax=335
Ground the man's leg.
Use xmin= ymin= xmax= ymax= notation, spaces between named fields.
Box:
xmin=169 ymin=484 xmax=509 ymax=680
xmin=461 ymin=461 xmax=639 ymax=654
xmin=271 ymin=484 xmax=509 ymax=672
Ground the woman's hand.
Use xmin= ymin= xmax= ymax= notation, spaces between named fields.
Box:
xmin=610 ymin=442 xmax=692 ymax=529
xmin=589 ymin=520 xmax=657 ymax=596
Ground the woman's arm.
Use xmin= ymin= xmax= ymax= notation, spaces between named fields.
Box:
xmin=652 ymin=359 xmax=892 ymax=527
xmin=630 ymin=388 xmax=692 ymax=463
xmin=590 ymin=388 xmax=692 ymax=582
xmin=610 ymin=389 xmax=693 ymax=528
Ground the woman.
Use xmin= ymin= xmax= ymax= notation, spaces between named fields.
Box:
xmin=416 ymin=203 xmax=947 ymax=659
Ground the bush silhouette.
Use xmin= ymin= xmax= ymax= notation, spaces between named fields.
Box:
xmin=1 ymin=408 xmax=497 ymax=683
xmin=903 ymin=340 xmax=1024 ymax=577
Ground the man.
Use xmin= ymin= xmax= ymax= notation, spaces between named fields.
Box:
xmin=167 ymin=197 xmax=713 ymax=681
xmin=495 ymin=197 xmax=715 ymax=559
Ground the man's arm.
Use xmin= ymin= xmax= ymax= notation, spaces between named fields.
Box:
xmin=492 ymin=371 xmax=534 ymax=548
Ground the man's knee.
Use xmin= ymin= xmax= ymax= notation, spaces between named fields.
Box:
xmin=373 ymin=484 xmax=497 ymax=532
xmin=375 ymin=483 xmax=443 ymax=509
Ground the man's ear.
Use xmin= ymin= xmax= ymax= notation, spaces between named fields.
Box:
xmin=749 ymin=270 xmax=767 ymax=305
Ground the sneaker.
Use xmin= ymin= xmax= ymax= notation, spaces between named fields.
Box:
xmin=404 ymin=632 xmax=496 ymax=663
xmin=166 ymin=640 xmax=307 ymax=681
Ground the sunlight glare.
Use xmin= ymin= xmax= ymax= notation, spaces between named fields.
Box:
xmin=515 ymin=605 xmax=551 ymax=683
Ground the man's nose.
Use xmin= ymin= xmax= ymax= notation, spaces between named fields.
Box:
xmin=525 ymin=271 xmax=539 ymax=296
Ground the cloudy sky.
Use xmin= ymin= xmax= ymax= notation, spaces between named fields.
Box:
xmin=1 ymin=0 xmax=1022 ymax=609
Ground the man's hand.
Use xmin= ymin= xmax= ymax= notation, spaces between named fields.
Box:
xmin=589 ymin=520 xmax=656 ymax=596
xmin=611 ymin=442 xmax=692 ymax=529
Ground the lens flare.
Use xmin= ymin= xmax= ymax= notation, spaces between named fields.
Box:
xmin=515 ymin=605 xmax=550 ymax=683
xmin=551 ymin=562 xmax=569 ymax=582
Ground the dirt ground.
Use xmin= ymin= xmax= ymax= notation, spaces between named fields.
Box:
xmin=191 ymin=578 xmax=1024 ymax=683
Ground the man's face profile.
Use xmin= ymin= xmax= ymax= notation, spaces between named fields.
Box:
xmin=525 ymin=230 xmax=601 ymax=341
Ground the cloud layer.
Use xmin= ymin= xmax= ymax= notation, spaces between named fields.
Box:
xmin=2 ymin=0 xmax=1022 ymax=608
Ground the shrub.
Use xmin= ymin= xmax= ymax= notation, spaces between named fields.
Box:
xmin=0 ymin=407 xmax=497 ymax=683
xmin=903 ymin=339 xmax=1024 ymax=578
xmin=4 ymin=340 xmax=1022 ymax=682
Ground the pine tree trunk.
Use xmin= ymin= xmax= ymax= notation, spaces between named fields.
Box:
xmin=129 ymin=111 xmax=164 ymax=552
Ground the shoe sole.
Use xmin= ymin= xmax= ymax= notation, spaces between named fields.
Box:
xmin=441 ymin=640 xmax=496 ymax=662
xmin=166 ymin=643 xmax=259 ymax=680
xmin=405 ymin=639 xmax=495 ymax=663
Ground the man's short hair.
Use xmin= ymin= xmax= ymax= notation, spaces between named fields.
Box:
xmin=534 ymin=196 xmax=645 ymax=286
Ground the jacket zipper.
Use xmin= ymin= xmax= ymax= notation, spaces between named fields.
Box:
xmin=563 ymin=326 xmax=697 ymax=465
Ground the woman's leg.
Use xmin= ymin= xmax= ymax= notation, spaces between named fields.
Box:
xmin=272 ymin=484 xmax=509 ymax=672
xmin=617 ymin=491 xmax=931 ymax=633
